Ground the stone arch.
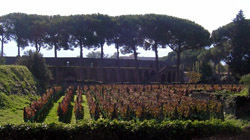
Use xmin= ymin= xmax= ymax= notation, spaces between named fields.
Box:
xmin=63 ymin=69 xmax=76 ymax=83
xmin=90 ymin=61 xmax=98 ymax=67
xmin=90 ymin=68 xmax=97 ymax=80
xmin=128 ymin=69 xmax=135 ymax=83
xmin=144 ymin=70 xmax=150 ymax=82
xmin=120 ymin=69 xmax=126 ymax=82
xmin=63 ymin=75 xmax=76 ymax=81
xmin=103 ymin=69 xmax=108 ymax=82
xmin=115 ymin=61 xmax=119 ymax=67
xmin=138 ymin=69 xmax=142 ymax=82
xmin=110 ymin=69 xmax=117 ymax=82
xmin=161 ymin=74 xmax=167 ymax=83
xmin=116 ymin=68 xmax=121 ymax=82
xmin=126 ymin=62 xmax=130 ymax=67
xmin=150 ymin=63 xmax=153 ymax=68
xmin=150 ymin=71 xmax=156 ymax=82
xmin=66 ymin=60 xmax=70 ymax=66
xmin=63 ymin=66 xmax=75 ymax=77
xmin=90 ymin=62 xmax=94 ymax=67
xmin=172 ymin=71 xmax=176 ymax=82
xmin=82 ymin=69 xmax=87 ymax=80
xmin=167 ymin=71 xmax=172 ymax=83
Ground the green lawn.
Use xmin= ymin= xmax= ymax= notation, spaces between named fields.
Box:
xmin=43 ymin=96 xmax=64 ymax=123
xmin=72 ymin=95 xmax=91 ymax=123
xmin=0 ymin=92 xmax=92 ymax=125
xmin=0 ymin=109 xmax=24 ymax=124
xmin=70 ymin=95 xmax=76 ymax=124
xmin=82 ymin=95 xmax=91 ymax=120
xmin=0 ymin=94 xmax=38 ymax=125
xmin=43 ymin=94 xmax=91 ymax=124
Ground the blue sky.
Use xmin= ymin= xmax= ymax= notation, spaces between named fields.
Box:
xmin=1 ymin=0 xmax=250 ymax=57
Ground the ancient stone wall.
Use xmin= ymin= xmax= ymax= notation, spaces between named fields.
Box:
xmin=4 ymin=57 xmax=179 ymax=84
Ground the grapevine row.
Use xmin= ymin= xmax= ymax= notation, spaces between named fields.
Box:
xmin=23 ymin=86 xmax=62 ymax=122
xmin=85 ymin=84 xmax=225 ymax=121
xmin=57 ymin=86 xmax=74 ymax=122
xmin=74 ymin=86 xmax=84 ymax=121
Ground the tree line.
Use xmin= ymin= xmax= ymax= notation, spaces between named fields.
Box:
xmin=163 ymin=10 xmax=250 ymax=81
xmin=211 ymin=10 xmax=250 ymax=80
xmin=0 ymin=11 xmax=249 ymax=82
xmin=0 ymin=13 xmax=210 ymax=82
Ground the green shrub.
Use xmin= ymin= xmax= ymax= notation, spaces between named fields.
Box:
xmin=240 ymin=74 xmax=250 ymax=86
xmin=17 ymin=50 xmax=52 ymax=92
xmin=240 ymin=74 xmax=250 ymax=96
xmin=200 ymin=62 xmax=213 ymax=83
xmin=0 ymin=65 xmax=37 ymax=95
xmin=0 ymin=92 xmax=13 ymax=109
xmin=0 ymin=57 xmax=5 ymax=65
xmin=0 ymin=119 xmax=242 ymax=140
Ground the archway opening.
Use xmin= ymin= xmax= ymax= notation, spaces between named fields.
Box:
xmin=150 ymin=71 xmax=156 ymax=82
xmin=161 ymin=74 xmax=167 ymax=83
xmin=168 ymin=71 xmax=171 ymax=83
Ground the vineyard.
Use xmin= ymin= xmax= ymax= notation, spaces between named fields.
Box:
xmin=85 ymin=84 xmax=242 ymax=121
xmin=23 ymin=84 xmax=243 ymax=123
xmin=23 ymin=86 xmax=62 ymax=122
xmin=2 ymin=83 xmax=248 ymax=139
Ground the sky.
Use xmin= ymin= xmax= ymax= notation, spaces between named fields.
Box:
xmin=1 ymin=0 xmax=250 ymax=58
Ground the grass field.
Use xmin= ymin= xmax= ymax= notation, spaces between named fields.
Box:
xmin=82 ymin=95 xmax=91 ymax=120
xmin=0 ymin=93 xmax=38 ymax=124
xmin=0 ymin=90 xmax=92 ymax=124
xmin=43 ymin=96 xmax=64 ymax=123
xmin=70 ymin=94 xmax=91 ymax=123
xmin=70 ymin=95 xmax=77 ymax=123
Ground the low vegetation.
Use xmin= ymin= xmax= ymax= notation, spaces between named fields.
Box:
xmin=0 ymin=65 xmax=37 ymax=95
xmin=0 ymin=119 xmax=242 ymax=140
xmin=0 ymin=65 xmax=39 ymax=125
xmin=0 ymin=93 xmax=38 ymax=124
xmin=0 ymin=65 xmax=249 ymax=139
xmin=16 ymin=51 xmax=52 ymax=91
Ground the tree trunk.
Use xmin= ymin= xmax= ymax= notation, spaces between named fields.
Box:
xmin=54 ymin=43 xmax=57 ymax=58
xmin=79 ymin=40 xmax=83 ymax=58
xmin=18 ymin=46 xmax=20 ymax=57
xmin=133 ymin=46 xmax=137 ymax=62
xmin=227 ymin=65 xmax=230 ymax=83
xmin=213 ymin=62 xmax=217 ymax=81
xmin=133 ymin=46 xmax=139 ymax=83
xmin=35 ymin=40 xmax=38 ymax=52
xmin=17 ymin=43 xmax=20 ymax=57
xmin=213 ymin=62 xmax=217 ymax=75
xmin=218 ymin=63 xmax=221 ymax=74
xmin=101 ymin=43 xmax=104 ymax=59
xmin=38 ymin=45 xmax=41 ymax=52
xmin=176 ymin=49 xmax=181 ymax=82
xmin=154 ymin=43 xmax=159 ymax=82
xmin=100 ymin=43 xmax=104 ymax=82
xmin=226 ymin=60 xmax=230 ymax=83
xmin=54 ymin=42 xmax=58 ymax=84
xmin=1 ymin=35 xmax=3 ymax=57
xmin=116 ymin=44 xmax=119 ymax=59
xmin=116 ymin=44 xmax=120 ymax=82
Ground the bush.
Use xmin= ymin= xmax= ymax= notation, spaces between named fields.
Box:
xmin=240 ymin=74 xmax=250 ymax=95
xmin=240 ymin=74 xmax=250 ymax=87
xmin=186 ymin=71 xmax=201 ymax=83
xmin=16 ymin=50 xmax=52 ymax=92
xmin=0 ymin=65 xmax=37 ymax=95
xmin=200 ymin=62 xmax=213 ymax=83
xmin=0 ymin=57 xmax=5 ymax=65
xmin=0 ymin=119 xmax=242 ymax=140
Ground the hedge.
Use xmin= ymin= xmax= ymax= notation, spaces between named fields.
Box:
xmin=0 ymin=119 xmax=241 ymax=140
